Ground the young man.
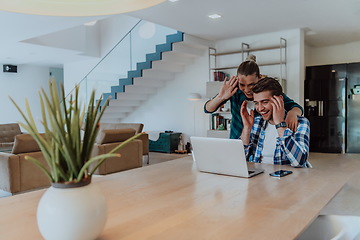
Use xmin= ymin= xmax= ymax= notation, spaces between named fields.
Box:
xmin=240 ymin=77 xmax=311 ymax=167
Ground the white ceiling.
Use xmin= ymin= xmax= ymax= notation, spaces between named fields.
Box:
xmin=1 ymin=0 xmax=360 ymax=67
xmin=129 ymin=0 xmax=360 ymax=46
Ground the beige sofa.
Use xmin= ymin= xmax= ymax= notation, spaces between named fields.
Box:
xmin=0 ymin=123 xmax=22 ymax=148
xmin=0 ymin=123 xmax=147 ymax=193
xmin=92 ymin=128 xmax=143 ymax=175
xmin=98 ymin=123 xmax=149 ymax=164
xmin=0 ymin=134 xmax=50 ymax=194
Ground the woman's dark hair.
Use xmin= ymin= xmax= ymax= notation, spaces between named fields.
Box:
xmin=237 ymin=54 xmax=260 ymax=78
xmin=252 ymin=77 xmax=283 ymax=96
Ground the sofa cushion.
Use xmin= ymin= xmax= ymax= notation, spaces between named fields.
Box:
xmin=99 ymin=128 xmax=136 ymax=144
xmin=0 ymin=123 xmax=22 ymax=143
xmin=12 ymin=134 xmax=43 ymax=154
xmin=96 ymin=123 xmax=144 ymax=143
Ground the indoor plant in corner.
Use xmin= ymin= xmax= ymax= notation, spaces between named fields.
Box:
xmin=10 ymin=79 xmax=142 ymax=240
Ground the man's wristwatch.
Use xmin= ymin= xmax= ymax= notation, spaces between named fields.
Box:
xmin=275 ymin=121 xmax=287 ymax=129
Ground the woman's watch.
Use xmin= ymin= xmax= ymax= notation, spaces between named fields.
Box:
xmin=275 ymin=121 xmax=287 ymax=129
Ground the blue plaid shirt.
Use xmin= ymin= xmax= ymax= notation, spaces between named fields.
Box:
xmin=244 ymin=116 xmax=311 ymax=168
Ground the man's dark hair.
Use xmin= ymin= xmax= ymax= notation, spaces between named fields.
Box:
xmin=252 ymin=77 xmax=283 ymax=96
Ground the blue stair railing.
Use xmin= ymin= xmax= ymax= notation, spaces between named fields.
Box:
xmin=70 ymin=19 xmax=184 ymax=107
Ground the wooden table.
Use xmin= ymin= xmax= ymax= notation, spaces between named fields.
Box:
xmin=1 ymin=153 xmax=359 ymax=240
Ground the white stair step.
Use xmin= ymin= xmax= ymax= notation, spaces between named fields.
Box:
xmin=161 ymin=52 xmax=194 ymax=65
xmin=101 ymin=117 xmax=125 ymax=123
xmin=116 ymin=92 xmax=149 ymax=101
xmin=142 ymin=69 xmax=174 ymax=80
xmin=104 ymin=106 xmax=134 ymax=113
xmin=151 ymin=61 xmax=184 ymax=72
xmin=171 ymin=43 xmax=206 ymax=57
xmin=125 ymin=85 xmax=157 ymax=94
xmin=109 ymin=99 xmax=142 ymax=107
xmin=100 ymin=119 xmax=123 ymax=124
xmin=102 ymin=112 xmax=128 ymax=118
xmin=133 ymin=77 xmax=167 ymax=87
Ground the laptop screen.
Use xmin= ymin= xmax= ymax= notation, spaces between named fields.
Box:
xmin=191 ymin=137 xmax=252 ymax=177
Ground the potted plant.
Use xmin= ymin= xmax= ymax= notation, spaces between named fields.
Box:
xmin=10 ymin=79 xmax=142 ymax=240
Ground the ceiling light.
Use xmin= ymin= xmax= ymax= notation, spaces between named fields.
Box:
xmin=0 ymin=0 xmax=166 ymax=17
xmin=168 ymin=0 xmax=179 ymax=2
xmin=208 ymin=14 xmax=222 ymax=19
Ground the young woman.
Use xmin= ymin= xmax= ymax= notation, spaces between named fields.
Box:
xmin=204 ymin=55 xmax=303 ymax=139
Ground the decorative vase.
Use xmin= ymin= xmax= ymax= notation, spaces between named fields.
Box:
xmin=37 ymin=178 xmax=107 ymax=240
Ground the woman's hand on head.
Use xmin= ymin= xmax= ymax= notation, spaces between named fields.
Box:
xmin=285 ymin=109 xmax=300 ymax=132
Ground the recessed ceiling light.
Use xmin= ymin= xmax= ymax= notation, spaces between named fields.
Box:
xmin=208 ymin=14 xmax=222 ymax=19
xmin=168 ymin=0 xmax=179 ymax=2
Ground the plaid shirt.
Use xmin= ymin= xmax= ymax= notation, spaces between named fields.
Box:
xmin=204 ymin=90 xmax=303 ymax=139
xmin=244 ymin=116 xmax=311 ymax=168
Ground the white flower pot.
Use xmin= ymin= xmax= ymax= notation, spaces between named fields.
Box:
xmin=37 ymin=180 xmax=107 ymax=240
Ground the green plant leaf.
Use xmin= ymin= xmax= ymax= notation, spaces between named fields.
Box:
xmin=25 ymin=155 xmax=54 ymax=182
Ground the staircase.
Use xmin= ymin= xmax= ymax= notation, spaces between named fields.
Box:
xmin=100 ymin=32 xmax=212 ymax=123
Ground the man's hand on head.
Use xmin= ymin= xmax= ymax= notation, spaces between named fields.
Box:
xmin=240 ymin=101 xmax=254 ymax=144
xmin=240 ymin=101 xmax=254 ymax=129
xmin=270 ymin=95 xmax=285 ymax=125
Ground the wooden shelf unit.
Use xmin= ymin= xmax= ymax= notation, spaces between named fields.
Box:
xmin=210 ymin=61 xmax=286 ymax=71
xmin=209 ymin=45 xmax=285 ymax=57
xmin=209 ymin=38 xmax=287 ymax=80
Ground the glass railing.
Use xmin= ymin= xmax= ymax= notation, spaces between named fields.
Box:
xmin=74 ymin=20 xmax=178 ymax=104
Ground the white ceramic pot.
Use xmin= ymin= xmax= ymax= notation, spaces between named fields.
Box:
xmin=37 ymin=180 xmax=107 ymax=240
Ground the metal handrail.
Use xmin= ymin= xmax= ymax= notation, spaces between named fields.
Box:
xmin=65 ymin=19 xmax=143 ymax=98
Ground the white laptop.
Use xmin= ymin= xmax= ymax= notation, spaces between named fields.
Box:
xmin=190 ymin=136 xmax=264 ymax=178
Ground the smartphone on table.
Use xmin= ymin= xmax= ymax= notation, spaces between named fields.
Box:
xmin=269 ymin=170 xmax=293 ymax=177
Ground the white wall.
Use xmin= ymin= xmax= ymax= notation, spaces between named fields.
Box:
xmin=0 ymin=65 xmax=50 ymax=131
xmin=306 ymin=40 xmax=360 ymax=66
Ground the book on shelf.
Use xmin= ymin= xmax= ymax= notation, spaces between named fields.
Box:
xmin=213 ymin=71 xmax=229 ymax=82
xmin=211 ymin=113 xmax=231 ymax=131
